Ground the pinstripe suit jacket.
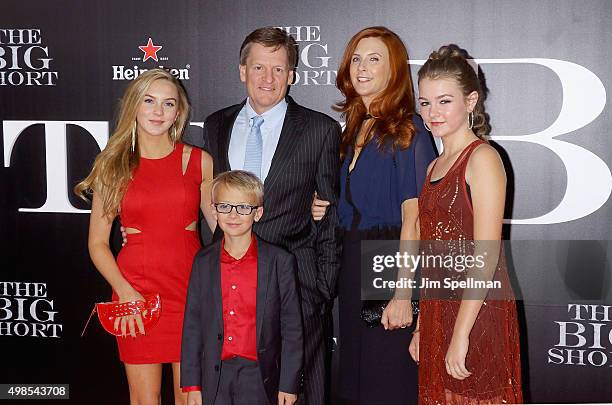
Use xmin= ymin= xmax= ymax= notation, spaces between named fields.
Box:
xmin=190 ymin=96 xmax=341 ymax=304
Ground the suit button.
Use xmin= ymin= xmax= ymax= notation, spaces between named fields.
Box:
xmin=214 ymin=365 xmax=219 ymax=371
xmin=217 ymin=334 xmax=222 ymax=340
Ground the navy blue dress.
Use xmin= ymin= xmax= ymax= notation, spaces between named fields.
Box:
xmin=336 ymin=115 xmax=437 ymax=405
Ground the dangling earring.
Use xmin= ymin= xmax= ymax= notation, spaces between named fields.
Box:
xmin=131 ymin=121 xmax=137 ymax=153
xmin=423 ymin=121 xmax=432 ymax=132
xmin=468 ymin=111 xmax=474 ymax=130
xmin=171 ymin=125 xmax=177 ymax=146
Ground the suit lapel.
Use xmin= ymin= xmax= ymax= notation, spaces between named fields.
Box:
xmin=264 ymin=96 xmax=305 ymax=191
xmin=255 ymin=237 xmax=270 ymax=347
xmin=218 ymin=101 xmax=246 ymax=172
xmin=210 ymin=243 xmax=224 ymax=332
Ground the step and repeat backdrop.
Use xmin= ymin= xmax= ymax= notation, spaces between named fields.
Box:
xmin=1 ymin=0 xmax=611 ymax=403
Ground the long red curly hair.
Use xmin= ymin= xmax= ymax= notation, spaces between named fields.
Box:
xmin=335 ymin=26 xmax=417 ymax=159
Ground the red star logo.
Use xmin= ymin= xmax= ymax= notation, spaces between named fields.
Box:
xmin=138 ymin=38 xmax=163 ymax=62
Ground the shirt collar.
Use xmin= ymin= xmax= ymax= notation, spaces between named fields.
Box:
xmin=245 ymin=97 xmax=287 ymax=128
xmin=221 ymin=234 xmax=258 ymax=264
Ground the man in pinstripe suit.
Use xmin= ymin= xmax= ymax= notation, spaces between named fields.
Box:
xmin=186 ymin=27 xmax=341 ymax=405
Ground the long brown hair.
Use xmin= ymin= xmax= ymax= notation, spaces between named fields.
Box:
xmin=335 ymin=26 xmax=416 ymax=158
xmin=74 ymin=69 xmax=190 ymax=218
xmin=417 ymin=44 xmax=490 ymax=138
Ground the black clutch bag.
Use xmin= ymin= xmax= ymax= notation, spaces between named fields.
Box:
xmin=360 ymin=300 xmax=419 ymax=327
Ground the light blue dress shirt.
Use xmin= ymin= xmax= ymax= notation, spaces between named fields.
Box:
xmin=228 ymin=98 xmax=287 ymax=182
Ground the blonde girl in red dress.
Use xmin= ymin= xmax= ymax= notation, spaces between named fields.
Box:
xmin=76 ymin=69 xmax=215 ymax=405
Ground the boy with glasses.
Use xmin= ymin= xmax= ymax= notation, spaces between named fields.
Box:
xmin=181 ymin=170 xmax=303 ymax=405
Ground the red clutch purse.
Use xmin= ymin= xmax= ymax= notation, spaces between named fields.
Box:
xmin=81 ymin=293 xmax=162 ymax=337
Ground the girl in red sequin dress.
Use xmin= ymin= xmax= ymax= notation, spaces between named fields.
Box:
xmin=75 ymin=69 xmax=215 ymax=404
xmin=409 ymin=45 xmax=523 ymax=404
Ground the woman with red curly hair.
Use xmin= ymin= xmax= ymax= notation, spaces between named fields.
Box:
xmin=314 ymin=27 xmax=436 ymax=404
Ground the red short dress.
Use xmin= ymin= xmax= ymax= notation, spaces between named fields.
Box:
xmin=418 ymin=139 xmax=523 ymax=404
xmin=114 ymin=143 xmax=202 ymax=364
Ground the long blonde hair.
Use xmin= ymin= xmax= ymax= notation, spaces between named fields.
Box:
xmin=74 ymin=69 xmax=191 ymax=218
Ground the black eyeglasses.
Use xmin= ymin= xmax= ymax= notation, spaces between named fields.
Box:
xmin=213 ymin=203 xmax=259 ymax=215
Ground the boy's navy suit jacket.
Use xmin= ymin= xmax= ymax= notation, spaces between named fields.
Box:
xmin=181 ymin=236 xmax=303 ymax=405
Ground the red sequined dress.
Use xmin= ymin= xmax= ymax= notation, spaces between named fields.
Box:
xmin=417 ymin=139 xmax=523 ymax=404
xmin=115 ymin=143 xmax=202 ymax=363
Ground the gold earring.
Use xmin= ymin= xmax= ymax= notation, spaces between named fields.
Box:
xmin=131 ymin=121 xmax=137 ymax=153
xmin=171 ymin=125 xmax=178 ymax=145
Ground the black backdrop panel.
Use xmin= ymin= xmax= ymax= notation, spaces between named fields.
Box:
xmin=1 ymin=1 xmax=611 ymax=403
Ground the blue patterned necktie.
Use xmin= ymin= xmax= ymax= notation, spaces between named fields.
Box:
xmin=243 ymin=115 xmax=264 ymax=179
